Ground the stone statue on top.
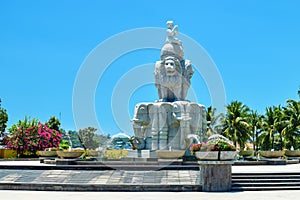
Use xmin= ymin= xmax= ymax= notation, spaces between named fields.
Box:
xmin=131 ymin=21 xmax=206 ymax=153
xmin=155 ymin=21 xmax=194 ymax=102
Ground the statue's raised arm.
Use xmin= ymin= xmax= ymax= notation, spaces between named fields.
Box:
xmin=172 ymin=25 xmax=178 ymax=35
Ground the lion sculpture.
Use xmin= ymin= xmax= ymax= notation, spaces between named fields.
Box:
xmin=155 ymin=56 xmax=193 ymax=102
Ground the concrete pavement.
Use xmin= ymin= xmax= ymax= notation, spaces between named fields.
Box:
xmin=1 ymin=190 xmax=300 ymax=200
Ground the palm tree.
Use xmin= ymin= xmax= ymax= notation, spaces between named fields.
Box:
xmin=260 ymin=106 xmax=288 ymax=150
xmin=273 ymin=106 xmax=289 ymax=150
xmin=259 ymin=107 xmax=276 ymax=150
xmin=298 ymin=86 xmax=300 ymax=99
xmin=248 ymin=110 xmax=262 ymax=153
xmin=206 ymin=106 xmax=224 ymax=136
xmin=284 ymin=99 xmax=300 ymax=149
xmin=222 ymin=101 xmax=251 ymax=150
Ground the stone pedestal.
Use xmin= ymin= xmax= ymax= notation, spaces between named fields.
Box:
xmin=198 ymin=161 xmax=233 ymax=192
xmin=127 ymin=150 xmax=157 ymax=158
xmin=266 ymin=158 xmax=287 ymax=165
xmin=126 ymin=150 xmax=138 ymax=158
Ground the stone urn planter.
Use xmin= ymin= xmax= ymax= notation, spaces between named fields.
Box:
xmin=156 ymin=150 xmax=185 ymax=159
xmin=56 ymin=151 xmax=84 ymax=159
xmin=239 ymin=150 xmax=254 ymax=157
xmin=285 ymin=150 xmax=300 ymax=157
xmin=259 ymin=150 xmax=285 ymax=158
xmin=38 ymin=150 xmax=57 ymax=157
xmin=195 ymin=151 xmax=237 ymax=161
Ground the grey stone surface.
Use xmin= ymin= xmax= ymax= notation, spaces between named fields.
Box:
xmin=199 ymin=162 xmax=232 ymax=191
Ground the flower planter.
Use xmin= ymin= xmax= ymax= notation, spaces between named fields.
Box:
xmin=220 ymin=151 xmax=238 ymax=160
xmin=56 ymin=151 xmax=83 ymax=159
xmin=87 ymin=150 xmax=102 ymax=157
xmin=259 ymin=151 xmax=285 ymax=158
xmin=195 ymin=151 xmax=218 ymax=160
xmin=285 ymin=150 xmax=300 ymax=157
xmin=195 ymin=151 xmax=237 ymax=161
xmin=156 ymin=150 xmax=185 ymax=159
xmin=38 ymin=151 xmax=58 ymax=157
xmin=0 ymin=149 xmax=17 ymax=158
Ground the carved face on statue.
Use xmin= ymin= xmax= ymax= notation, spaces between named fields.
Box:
xmin=164 ymin=59 xmax=176 ymax=75
xmin=166 ymin=21 xmax=174 ymax=30
xmin=163 ymin=57 xmax=181 ymax=76
xmin=153 ymin=56 xmax=183 ymax=102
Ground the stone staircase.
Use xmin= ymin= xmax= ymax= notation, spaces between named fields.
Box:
xmin=232 ymin=172 xmax=300 ymax=191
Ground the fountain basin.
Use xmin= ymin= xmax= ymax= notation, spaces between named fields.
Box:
xmin=56 ymin=151 xmax=84 ymax=159
xmin=38 ymin=151 xmax=57 ymax=157
xmin=156 ymin=150 xmax=185 ymax=159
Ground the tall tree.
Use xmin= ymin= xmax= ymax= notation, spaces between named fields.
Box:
xmin=260 ymin=106 xmax=277 ymax=150
xmin=284 ymin=99 xmax=300 ymax=149
xmin=248 ymin=110 xmax=262 ymax=152
xmin=0 ymin=98 xmax=8 ymax=134
xmin=222 ymin=101 xmax=251 ymax=150
xmin=78 ymin=127 xmax=99 ymax=150
xmin=46 ymin=116 xmax=61 ymax=131
xmin=273 ymin=106 xmax=289 ymax=150
xmin=260 ymin=106 xmax=287 ymax=150
xmin=206 ymin=106 xmax=224 ymax=136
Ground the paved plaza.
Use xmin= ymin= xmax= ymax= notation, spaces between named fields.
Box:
xmin=0 ymin=160 xmax=200 ymax=191
xmin=0 ymin=160 xmax=300 ymax=199
xmin=0 ymin=169 xmax=199 ymax=185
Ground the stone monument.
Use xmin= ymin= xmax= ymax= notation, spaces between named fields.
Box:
xmin=132 ymin=21 xmax=206 ymax=154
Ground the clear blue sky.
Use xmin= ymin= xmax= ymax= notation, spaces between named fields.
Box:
xmin=1 ymin=1 xmax=299 ymax=136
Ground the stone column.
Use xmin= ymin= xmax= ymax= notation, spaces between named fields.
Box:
xmin=158 ymin=103 xmax=171 ymax=150
xmin=159 ymin=127 xmax=168 ymax=149
xmin=198 ymin=161 xmax=233 ymax=192
xmin=149 ymin=104 xmax=159 ymax=150
xmin=188 ymin=103 xmax=201 ymax=135
xmin=179 ymin=115 xmax=191 ymax=149
xmin=168 ymin=102 xmax=181 ymax=149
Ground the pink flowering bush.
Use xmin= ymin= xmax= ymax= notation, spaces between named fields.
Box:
xmin=7 ymin=123 xmax=62 ymax=157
